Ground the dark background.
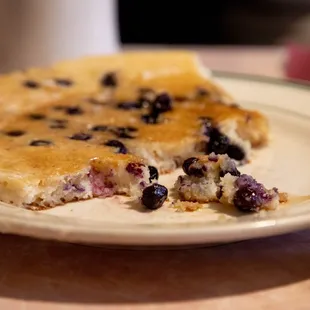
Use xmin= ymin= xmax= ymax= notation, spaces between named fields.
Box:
xmin=118 ymin=0 xmax=310 ymax=45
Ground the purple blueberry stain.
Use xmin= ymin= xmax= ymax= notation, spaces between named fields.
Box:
xmin=126 ymin=162 xmax=145 ymax=178
xmin=139 ymin=181 xmax=147 ymax=189
xmin=72 ymin=184 xmax=85 ymax=192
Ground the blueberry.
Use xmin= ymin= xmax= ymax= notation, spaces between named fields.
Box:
xmin=141 ymin=114 xmax=158 ymax=124
xmin=54 ymin=78 xmax=73 ymax=87
xmin=216 ymin=186 xmax=223 ymax=199
xmin=233 ymin=174 xmax=272 ymax=212
xmin=126 ymin=163 xmax=145 ymax=178
xmin=182 ymin=157 xmax=198 ymax=174
xmin=53 ymin=105 xmax=66 ymax=111
xmin=86 ymin=98 xmax=103 ymax=105
xmin=174 ymin=96 xmax=188 ymax=102
xmin=91 ymin=125 xmax=108 ymax=132
xmin=227 ymin=145 xmax=245 ymax=161
xmin=117 ymin=101 xmax=142 ymax=110
xmin=29 ymin=140 xmax=53 ymax=146
xmin=50 ymin=119 xmax=68 ymax=124
xmin=152 ymin=93 xmax=172 ymax=114
xmin=141 ymin=184 xmax=168 ymax=210
xmin=104 ymin=140 xmax=127 ymax=154
xmin=70 ymin=133 xmax=92 ymax=141
xmin=5 ymin=130 xmax=25 ymax=137
xmin=148 ymin=166 xmax=159 ymax=182
xmin=182 ymin=157 xmax=204 ymax=177
xmin=50 ymin=123 xmax=66 ymax=129
xmin=208 ymin=129 xmax=230 ymax=155
xmin=49 ymin=119 xmax=68 ymax=129
xmin=28 ymin=113 xmax=46 ymax=120
xmin=196 ymin=87 xmax=209 ymax=97
xmin=101 ymin=72 xmax=117 ymax=87
xmin=125 ymin=126 xmax=138 ymax=132
xmin=111 ymin=127 xmax=135 ymax=139
xmin=23 ymin=80 xmax=39 ymax=88
xmin=65 ymin=106 xmax=83 ymax=115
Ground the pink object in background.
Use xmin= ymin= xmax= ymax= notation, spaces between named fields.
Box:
xmin=286 ymin=44 xmax=310 ymax=81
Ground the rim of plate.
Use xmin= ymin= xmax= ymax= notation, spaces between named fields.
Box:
xmin=213 ymin=70 xmax=310 ymax=90
xmin=1 ymin=71 xmax=310 ymax=246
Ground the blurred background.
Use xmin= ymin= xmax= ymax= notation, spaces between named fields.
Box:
xmin=118 ymin=0 xmax=310 ymax=46
xmin=1 ymin=0 xmax=310 ymax=79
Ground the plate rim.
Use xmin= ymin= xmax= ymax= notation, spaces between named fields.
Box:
xmin=213 ymin=70 xmax=310 ymax=90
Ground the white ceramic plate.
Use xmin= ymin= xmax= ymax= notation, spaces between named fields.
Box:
xmin=1 ymin=72 xmax=310 ymax=248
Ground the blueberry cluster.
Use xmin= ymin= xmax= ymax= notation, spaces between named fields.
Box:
xmin=141 ymin=92 xmax=172 ymax=124
xmin=201 ymin=117 xmax=245 ymax=161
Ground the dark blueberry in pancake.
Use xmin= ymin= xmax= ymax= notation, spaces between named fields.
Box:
xmin=148 ymin=166 xmax=159 ymax=182
xmin=29 ymin=140 xmax=53 ymax=146
xmin=117 ymin=101 xmax=142 ymax=110
xmin=91 ymin=125 xmax=108 ymax=132
xmin=54 ymin=78 xmax=73 ymax=87
xmin=5 ymin=130 xmax=25 ymax=137
xmin=65 ymin=106 xmax=84 ymax=115
xmin=69 ymin=133 xmax=92 ymax=141
xmin=141 ymin=114 xmax=159 ymax=124
xmin=28 ymin=113 xmax=46 ymax=120
xmin=101 ymin=72 xmax=117 ymax=87
xmin=182 ymin=157 xmax=204 ymax=177
xmin=104 ymin=140 xmax=127 ymax=154
xmin=23 ymin=80 xmax=40 ymax=88
xmin=152 ymin=93 xmax=172 ymax=114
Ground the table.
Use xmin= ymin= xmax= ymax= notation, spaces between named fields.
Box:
xmin=2 ymin=47 xmax=309 ymax=310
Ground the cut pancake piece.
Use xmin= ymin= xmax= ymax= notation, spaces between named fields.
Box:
xmin=0 ymin=145 xmax=155 ymax=208
xmin=174 ymin=154 xmax=288 ymax=212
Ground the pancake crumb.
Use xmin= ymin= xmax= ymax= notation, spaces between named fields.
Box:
xmin=171 ymin=200 xmax=203 ymax=212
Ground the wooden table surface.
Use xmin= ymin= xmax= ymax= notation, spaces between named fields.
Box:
xmin=2 ymin=47 xmax=310 ymax=310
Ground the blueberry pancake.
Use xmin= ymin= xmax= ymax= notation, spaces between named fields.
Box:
xmin=0 ymin=51 xmax=233 ymax=118
xmin=0 ymin=51 xmax=269 ymax=208
xmin=174 ymin=154 xmax=288 ymax=212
